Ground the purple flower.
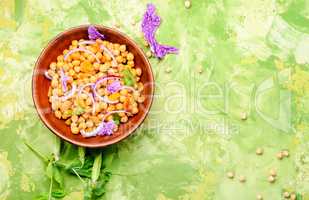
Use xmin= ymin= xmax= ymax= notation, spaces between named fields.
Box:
xmin=88 ymin=25 xmax=105 ymax=40
xmin=98 ymin=120 xmax=116 ymax=136
xmin=107 ymin=81 xmax=122 ymax=93
xmin=141 ymin=4 xmax=179 ymax=59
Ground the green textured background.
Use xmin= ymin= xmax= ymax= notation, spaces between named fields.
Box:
xmin=0 ymin=0 xmax=309 ymax=199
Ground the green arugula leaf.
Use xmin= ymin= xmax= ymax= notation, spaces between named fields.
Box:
xmin=60 ymin=142 xmax=78 ymax=159
xmin=55 ymin=142 xmax=81 ymax=169
xmin=92 ymin=181 xmax=106 ymax=197
xmin=46 ymin=161 xmax=64 ymax=194
xmin=55 ymin=159 xmax=80 ymax=170
xmin=92 ymin=172 xmax=111 ymax=197
xmin=82 ymin=152 xmax=113 ymax=200
xmin=69 ymin=156 xmax=94 ymax=178
xmin=71 ymin=166 xmax=92 ymax=178
xmin=29 ymin=140 xmax=114 ymax=200
xmin=83 ymin=171 xmax=112 ymax=200
xmin=93 ymin=172 xmax=112 ymax=199
xmin=83 ymin=181 xmax=93 ymax=200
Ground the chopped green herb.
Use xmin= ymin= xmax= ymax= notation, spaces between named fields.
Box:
xmin=73 ymin=106 xmax=85 ymax=115
xmin=113 ymin=114 xmax=121 ymax=125
xmin=122 ymin=69 xmax=135 ymax=86
xmin=63 ymin=109 xmax=73 ymax=117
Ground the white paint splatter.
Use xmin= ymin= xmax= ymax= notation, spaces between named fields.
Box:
xmin=294 ymin=35 xmax=309 ymax=64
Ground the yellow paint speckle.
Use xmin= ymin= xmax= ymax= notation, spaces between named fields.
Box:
xmin=0 ymin=68 xmax=4 ymax=77
xmin=0 ymin=152 xmax=13 ymax=176
xmin=20 ymin=174 xmax=35 ymax=192
xmin=274 ymin=59 xmax=285 ymax=70
xmin=0 ymin=18 xmax=16 ymax=29
xmin=287 ymin=66 xmax=309 ymax=96
xmin=181 ymin=169 xmax=218 ymax=200
xmin=240 ymin=55 xmax=257 ymax=65
xmin=296 ymin=123 xmax=305 ymax=132
xmin=156 ymin=193 xmax=173 ymax=200
xmin=0 ymin=151 xmax=13 ymax=200
xmin=292 ymin=137 xmax=300 ymax=146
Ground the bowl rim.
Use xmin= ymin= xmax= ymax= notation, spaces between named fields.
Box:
xmin=32 ymin=24 xmax=154 ymax=148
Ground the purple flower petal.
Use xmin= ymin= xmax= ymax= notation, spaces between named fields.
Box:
xmin=154 ymin=44 xmax=179 ymax=59
xmin=141 ymin=4 xmax=179 ymax=59
xmin=88 ymin=25 xmax=105 ymax=40
xmin=98 ymin=120 xmax=116 ymax=136
xmin=107 ymin=81 xmax=122 ymax=93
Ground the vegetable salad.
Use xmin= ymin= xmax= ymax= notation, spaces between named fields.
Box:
xmin=45 ymin=26 xmax=145 ymax=137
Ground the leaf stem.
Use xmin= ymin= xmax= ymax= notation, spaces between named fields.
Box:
xmin=24 ymin=141 xmax=49 ymax=163
xmin=48 ymin=170 xmax=53 ymax=200
xmin=72 ymin=168 xmax=85 ymax=184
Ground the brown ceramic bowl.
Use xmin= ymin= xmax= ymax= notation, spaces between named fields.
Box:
xmin=32 ymin=25 xmax=154 ymax=148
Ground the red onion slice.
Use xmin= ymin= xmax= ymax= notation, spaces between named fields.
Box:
xmin=60 ymin=68 xmax=68 ymax=92
xmin=89 ymin=93 xmax=96 ymax=115
xmin=100 ymin=45 xmax=117 ymax=66
xmin=78 ymin=83 xmax=94 ymax=96
xmin=120 ymin=86 xmax=136 ymax=93
xmin=44 ymin=71 xmax=52 ymax=80
xmin=102 ymin=110 xmax=130 ymax=121
xmin=60 ymin=84 xmax=77 ymax=101
xmin=78 ymin=40 xmax=96 ymax=46
xmin=93 ymin=76 xmax=121 ymax=104
xmin=64 ymin=48 xmax=100 ymax=63
xmin=100 ymin=96 xmax=119 ymax=104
